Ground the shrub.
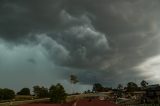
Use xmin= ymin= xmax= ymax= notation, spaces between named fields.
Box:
xmin=17 ymin=88 xmax=30 ymax=95
xmin=33 ymin=86 xmax=49 ymax=98
xmin=0 ymin=88 xmax=15 ymax=100
xmin=49 ymin=83 xmax=67 ymax=103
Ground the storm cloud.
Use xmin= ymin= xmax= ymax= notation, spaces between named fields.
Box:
xmin=0 ymin=0 xmax=160 ymax=92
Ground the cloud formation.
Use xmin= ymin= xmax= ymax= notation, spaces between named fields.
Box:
xmin=0 ymin=0 xmax=160 ymax=91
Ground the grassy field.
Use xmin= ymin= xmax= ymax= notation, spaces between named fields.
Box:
xmin=0 ymin=93 xmax=101 ymax=106
xmin=15 ymin=95 xmax=35 ymax=101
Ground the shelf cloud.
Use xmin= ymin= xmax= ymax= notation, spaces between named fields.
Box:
xmin=0 ymin=0 xmax=160 ymax=92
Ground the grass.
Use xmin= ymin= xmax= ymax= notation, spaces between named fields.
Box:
xmin=15 ymin=95 xmax=35 ymax=101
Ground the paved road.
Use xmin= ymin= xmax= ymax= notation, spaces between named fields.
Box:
xmin=20 ymin=99 xmax=120 ymax=106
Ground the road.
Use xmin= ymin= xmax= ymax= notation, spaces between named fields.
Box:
xmin=20 ymin=99 xmax=120 ymax=106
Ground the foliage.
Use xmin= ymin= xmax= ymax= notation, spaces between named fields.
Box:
xmin=140 ymin=80 xmax=148 ymax=88
xmin=127 ymin=82 xmax=138 ymax=92
xmin=33 ymin=86 xmax=49 ymax=98
xmin=17 ymin=88 xmax=30 ymax=95
xmin=92 ymin=83 xmax=103 ymax=92
xmin=49 ymin=83 xmax=67 ymax=103
xmin=117 ymin=84 xmax=123 ymax=90
xmin=70 ymin=74 xmax=79 ymax=84
xmin=38 ymin=87 xmax=49 ymax=98
xmin=0 ymin=88 xmax=15 ymax=100
xmin=84 ymin=90 xmax=92 ymax=94
xmin=33 ymin=86 xmax=40 ymax=97
xmin=70 ymin=74 xmax=79 ymax=93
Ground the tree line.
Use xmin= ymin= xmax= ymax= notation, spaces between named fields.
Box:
xmin=91 ymin=80 xmax=149 ymax=93
xmin=0 ymin=83 xmax=67 ymax=103
xmin=0 ymin=74 xmax=78 ymax=103
xmin=0 ymin=73 xmax=150 ymax=103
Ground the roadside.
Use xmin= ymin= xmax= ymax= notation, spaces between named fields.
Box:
xmin=0 ymin=98 xmax=49 ymax=106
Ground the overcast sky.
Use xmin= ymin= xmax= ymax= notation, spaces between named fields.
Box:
xmin=0 ymin=0 xmax=160 ymax=93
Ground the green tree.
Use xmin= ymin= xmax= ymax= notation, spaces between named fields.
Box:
xmin=33 ymin=85 xmax=41 ymax=97
xmin=127 ymin=82 xmax=138 ymax=92
xmin=17 ymin=88 xmax=30 ymax=95
xmin=92 ymin=83 xmax=103 ymax=92
xmin=38 ymin=87 xmax=49 ymax=98
xmin=33 ymin=86 xmax=49 ymax=98
xmin=140 ymin=80 xmax=148 ymax=88
xmin=0 ymin=88 xmax=3 ymax=100
xmin=0 ymin=88 xmax=15 ymax=100
xmin=70 ymin=74 xmax=79 ymax=93
xmin=49 ymin=83 xmax=67 ymax=103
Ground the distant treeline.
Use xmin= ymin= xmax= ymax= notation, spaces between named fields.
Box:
xmin=0 ymin=74 xmax=79 ymax=103
xmin=84 ymin=80 xmax=149 ymax=93
xmin=0 ymin=79 xmax=150 ymax=103
xmin=0 ymin=83 xmax=67 ymax=103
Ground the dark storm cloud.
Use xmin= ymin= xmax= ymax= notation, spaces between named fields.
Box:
xmin=0 ymin=0 xmax=65 ymax=40
xmin=0 ymin=0 xmax=160 ymax=88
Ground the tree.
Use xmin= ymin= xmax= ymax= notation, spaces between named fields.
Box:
xmin=38 ymin=87 xmax=49 ymax=98
xmin=33 ymin=86 xmax=49 ymax=98
xmin=127 ymin=82 xmax=138 ymax=92
xmin=0 ymin=88 xmax=15 ymax=100
xmin=87 ymin=90 xmax=91 ymax=93
xmin=70 ymin=74 xmax=79 ymax=93
xmin=92 ymin=83 xmax=103 ymax=92
xmin=117 ymin=84 xmax=123 ymax=97
xmin=49 ymin=83 xmax=67 ymax=103
xmin=141 ymin=80 xmax=148 ymax=88
xmin=0 ymin=88 xmax=3 ymax=100
xmin=33 ymin=85 xmax=41 ymax=97
xmin=117 ymin=84 xmax=123 ymax=90
xmin=17 ymin=88 xmax=30 ymax=95
xmin=84 ymin=90 xmax=91 ymax=94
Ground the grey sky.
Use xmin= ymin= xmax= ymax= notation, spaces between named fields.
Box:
xmin=0 ymin=0 xmax=160 ymax=92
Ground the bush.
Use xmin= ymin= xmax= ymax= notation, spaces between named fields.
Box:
xmin=49 ymin=83 xmax=67 ymax=103
xmin=33 ymin=86 xmax=49 ymax=98
xmin=17 ymin=88 xmax=30 ymax=95
xmin=0 ymin=88 xmax=15 ymax=100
